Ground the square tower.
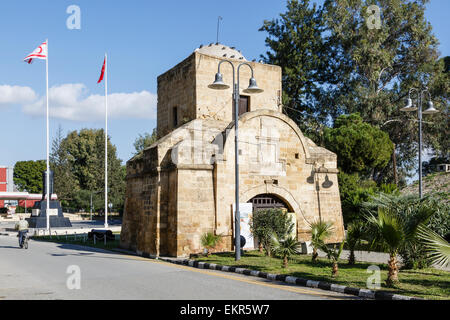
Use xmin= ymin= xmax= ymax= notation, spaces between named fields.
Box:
xmin=156 ymin=43 xmax=283 ymax=138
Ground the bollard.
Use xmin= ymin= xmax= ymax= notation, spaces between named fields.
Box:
xmin=104 ymin=234 xmax=106 ymax=245
xmin=94 ymin=234 xmax=96 ymax=245
xmin=74 ymin=232 xmax=77 ymax=241
xmin=66 ymin=231 xmax=68 ymax=240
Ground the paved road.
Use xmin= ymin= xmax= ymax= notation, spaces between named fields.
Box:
xmin=0 ymin=236 xmax=359 ymax=300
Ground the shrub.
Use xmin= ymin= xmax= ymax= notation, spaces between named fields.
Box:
xmin=271 ymin=234 xmax=301 ymax=268
xmin=346 ymin=220 xmax=366 ymax=265
xmin=338 ymin=172 xmax=399 ymax=226
xmin=250 ymin=209 xmax=294 ymax=257
xmin=200 ymin=232 xmax=222 ymax=256
xmin=363 ymin=193 xmax=447 ymax=269
xmin=310 ymin=220 xmax=333 ymax=262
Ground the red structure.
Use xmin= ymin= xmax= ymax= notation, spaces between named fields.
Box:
xmin=18 ymin=199 xmax=39 ymax=208
xmin=0 ymin=167 xmax=7 ymax=207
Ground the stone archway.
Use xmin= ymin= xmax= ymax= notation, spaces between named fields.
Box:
xmin=240 ymin=184 xmax=310 ymax=227
xmin=248 ymin=194 xmax=290 ymax=212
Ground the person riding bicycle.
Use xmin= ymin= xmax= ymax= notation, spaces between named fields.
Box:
xmin=15 ymin=217 xmax=29 ymax=247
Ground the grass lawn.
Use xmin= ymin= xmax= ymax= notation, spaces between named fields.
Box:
xmin=33 ymin=232 xmax=121 ymax=251
xmin=195 ymin=250 xmax=450 ymax=300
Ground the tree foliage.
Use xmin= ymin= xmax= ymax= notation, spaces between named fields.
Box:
xmin=13 ymin=160 xmax=46 ymax=193
xmin=260 ymin=0 xmax=448 ymax=184
xmin=363 ymin=193 xmax=447 ymax=269
xmin=133 ymin=128 xmax=157 ymax=155
xmin=259 ymin=0 xmax=327 ymax=138
xmin=271 ymin=235 xmax=301 ymax=268
xmin=250 ymin=209 xmax=294 ymax=257
xmin=309 ymin=219 xmax=333 ymax=262
xmin=324 ymin=113 xmax=394 ymax=176
xmin=338 ymin=172 xmax=398 ymax=225
xmin=50 ymin=128 xmax=126 ymax=212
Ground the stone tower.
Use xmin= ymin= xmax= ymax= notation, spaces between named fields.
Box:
xmin=120 ymin=44 xmax=345 ymax=257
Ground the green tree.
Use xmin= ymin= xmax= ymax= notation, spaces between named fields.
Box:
xmin=13 ymin=160 xmax=46 ymax=193
xmin=259 ymin=0 xmax=327 ymax=139
xmin=364 ymin=193 xmax=449 ymax=269
xmin=260 ymin=0 xmax=448 ymax=184
xmin=133 ymin=128 xmax=157 ymax=155
xmin=323 ymin=113 xmax=394 ymax=176
xmin=346 ymin=220 xmax=366 ymax=265
xmin=363 ymin=194 xmax=435 ymax=284
xmin=320 ymin=241 xmax=345 ymax=277
xmin=250 ymin=209 xmax=294 ymax=257
xmin=309 ymin=220 xmax=333 ymax=262
xmin=50 ymin=128 xmax=126 ymax=213
xmin=271 ymin=234 xmax=301 ymax=268
xmin=338 ymin=172 xmax=398 ymax=224
xmin=50 ymin=126 xmax=79 ymax=206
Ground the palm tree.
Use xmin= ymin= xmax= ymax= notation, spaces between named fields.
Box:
xmin=310 ymin=220 xmax=333 ymax=262
xmin=364 ymin=207 xmax=433 ymax=286
xmin=200 ymin=232 xmax=222 ymax=256
xmin=271 ymin=234 xmax=301 ymax=268
xmin=320 ymin=241 xmax=345 ymax=277
xmin=417 ymin=225 xmax=450 ymax=268
xmin=346 ymin=220 xmax=365 ymax=265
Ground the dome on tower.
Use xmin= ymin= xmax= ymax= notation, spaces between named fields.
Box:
xmin=194 ymin=43 xmax=246 ymax=61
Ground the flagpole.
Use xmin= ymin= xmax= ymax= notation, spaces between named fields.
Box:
xmin=104 ymin=53 xmax=108 ymax=229
xmin=46 ymin=39 xmax=50 ymax=233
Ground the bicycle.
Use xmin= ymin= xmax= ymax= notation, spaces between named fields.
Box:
xmin=18 ymin=230 xmax=29 ymax=249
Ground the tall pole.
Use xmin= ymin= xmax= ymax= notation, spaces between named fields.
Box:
xmin=216 ymin=16 xmax=222 ymax=44
xmin=418 ymin=91 xmax=423 ymax=198
xmin=90 ymin=192 xmax=93 ymax=221
xmin=46 ymin=39 xmax=50 ymax=233
xmin=104 ymin=53 xmax=109 ymax=228
xmin=234 ymin=80 xmax=240 ymax=261
xmin=392 ymin=143 xmax=398 ymax=187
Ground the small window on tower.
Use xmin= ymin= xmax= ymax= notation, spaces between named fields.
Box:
xmin=173 ymin=107 xmax=178 ymax=128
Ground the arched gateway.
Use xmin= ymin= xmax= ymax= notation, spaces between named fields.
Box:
xmin=248 ymin=194 xmax=290 ymax=212
xmin=120 ymin=43 xmax=345 ymax=258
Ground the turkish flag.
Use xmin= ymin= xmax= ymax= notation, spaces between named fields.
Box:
xmin=97 ymin=57 xmax=106 ymax=83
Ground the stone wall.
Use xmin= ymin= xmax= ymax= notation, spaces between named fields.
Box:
xmin=157 ymin=52 xmax=282 ymax=138
xmin=194 ymin=53 xmax=282 ymax=122
xmin=157 ymin=55 xmax=197 ymax=138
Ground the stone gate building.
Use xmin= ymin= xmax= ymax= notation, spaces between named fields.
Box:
xmin=120 ymin=44 xmax=345 ymax=257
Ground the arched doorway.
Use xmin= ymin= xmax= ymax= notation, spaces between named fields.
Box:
xmin=248 ymin=194 xmax=291 ymax=212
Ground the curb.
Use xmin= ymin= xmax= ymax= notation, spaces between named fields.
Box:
xmin=127 ymin=250 xmax=423 ymax=301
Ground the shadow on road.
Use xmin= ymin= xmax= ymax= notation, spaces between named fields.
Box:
xmin=0 ymin=245 xmax=21 ymax=249
xmin=44 ymin=242 xmax=145 ymax=262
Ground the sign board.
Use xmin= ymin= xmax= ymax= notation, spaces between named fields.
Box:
xmin=47 ymin=209 xmax=58 ymax=216
xmin=233 ymin=203 xmax=254 ymax=249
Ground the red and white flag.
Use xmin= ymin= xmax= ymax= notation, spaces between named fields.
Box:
xmin=97 ymin=57 xmax=106 ymax=83
xmin=24 ymin=41 xmax=47 ymax=64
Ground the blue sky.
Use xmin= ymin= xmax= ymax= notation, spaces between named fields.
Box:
xmin=0 ymin=0 xmax=449 ymax=168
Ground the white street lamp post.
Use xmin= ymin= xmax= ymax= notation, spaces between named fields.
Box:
xmin=400 ymin=87 xmax=439 ymax=198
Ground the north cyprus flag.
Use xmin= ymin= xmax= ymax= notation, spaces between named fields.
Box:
xmin=24 ymin=41 xmax=48 ymax=64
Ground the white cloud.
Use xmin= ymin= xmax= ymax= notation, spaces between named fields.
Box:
xmin=22 ymin=83 xmax=157 ymax=121
xmin=0 ymin=85 xmax=37 ymax=106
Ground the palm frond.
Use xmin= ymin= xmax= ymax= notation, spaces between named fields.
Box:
xmin=271 ymin=234 xmax=301 ymax=258
xmin=417 ymin=225 xmax=450 ymax=268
